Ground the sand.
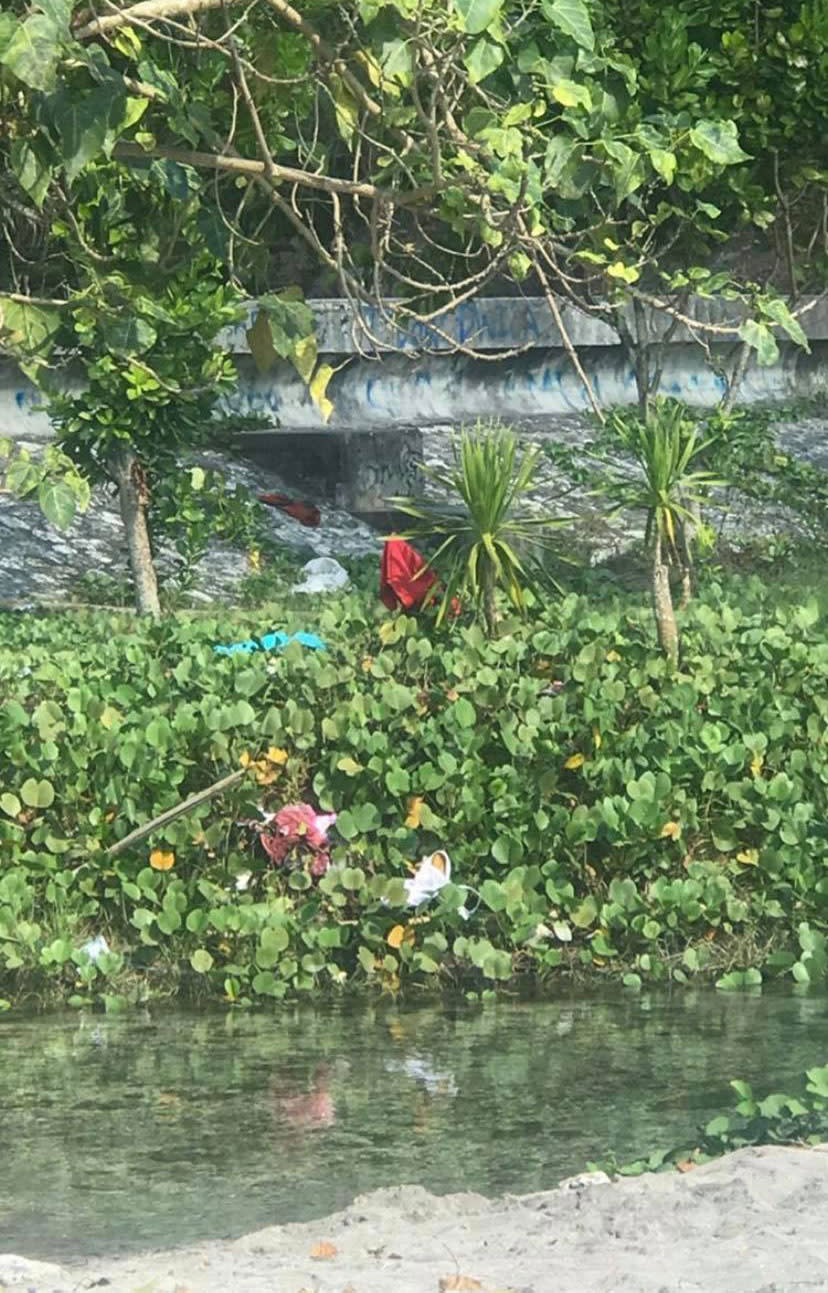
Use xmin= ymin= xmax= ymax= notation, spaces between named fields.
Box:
xmin=5 ymin=1145 xmax=828 ymax=1293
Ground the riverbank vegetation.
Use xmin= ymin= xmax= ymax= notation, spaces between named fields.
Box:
xmin=2 ymin=548 xmax=828 ymax=1010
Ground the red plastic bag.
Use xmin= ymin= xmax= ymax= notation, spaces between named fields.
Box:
xmin=380 ymin=538 xmax=439 ymax=611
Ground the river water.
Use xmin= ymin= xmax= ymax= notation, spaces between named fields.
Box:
xmin=2 ymin=989 xmax=827 ymax=1260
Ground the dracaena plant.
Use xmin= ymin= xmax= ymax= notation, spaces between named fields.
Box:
xmin=597 ymin=399 xmax=725 ymax=667
xmin=389 ymin=423 xmax=568 ymax=637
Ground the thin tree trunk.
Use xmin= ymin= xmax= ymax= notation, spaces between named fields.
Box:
xmin=483 ymin=568 xmax=498 ymax=639
xmin=678 ymin=505 xmax=698 ymax=610
xmin=653 ymin=531 xmax=679 ymax=668
xmin=112 ymin=448 xmax=161 ymax=617
xmin=633 ymin=297 xmax=651 ymax=419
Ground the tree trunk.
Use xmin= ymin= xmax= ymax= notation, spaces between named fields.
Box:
xmin=482 ymin=567 xmax=498 ymax=639
xmin=112 ymin=448 xmax=161 ymax=617
xmin=653 ymin=532 xmax=679 ymax=669
xmin=678 ymin=505 xmax=698 ymax=610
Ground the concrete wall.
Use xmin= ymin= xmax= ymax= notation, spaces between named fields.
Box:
xmin=3 ymin=297 xmax=827 ymax=446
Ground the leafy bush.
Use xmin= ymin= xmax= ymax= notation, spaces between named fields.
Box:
xmin=2 ymin=574 xmax=828 ymax=1008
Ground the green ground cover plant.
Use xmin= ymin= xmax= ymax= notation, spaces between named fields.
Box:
xmin=2 ymin=568 xmax=828 ymax=1010
xmin=592 ymin=1060 xmax=828 ymax=1178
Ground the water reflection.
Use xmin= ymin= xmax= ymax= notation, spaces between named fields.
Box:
xmin=1 ymin=988 xmax=827 ymax=1259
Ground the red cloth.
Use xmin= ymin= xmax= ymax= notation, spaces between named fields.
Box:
xmin=258 ymin=494 xmax=321 ymax=527
xmin=380 ymin=538 xmax=439 ymax=611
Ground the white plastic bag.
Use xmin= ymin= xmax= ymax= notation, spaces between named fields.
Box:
xmin=403 ymin=850 xmax=452 ymax=905
xmin=291 ymin=557 xmax=349 ymax=595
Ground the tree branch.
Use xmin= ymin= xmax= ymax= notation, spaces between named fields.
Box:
xmin=112 ymin=140 xmax=436 ymax=204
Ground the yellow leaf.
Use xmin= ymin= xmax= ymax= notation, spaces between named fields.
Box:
xmin=239 ymin=750 xmax=252 ymax=768
xmin=309 ymin=362 xmax=335 ymax=423
xmin=387 ymin=924 xmax=406 ymax=949
xmin=266 ymin=746 xmax=288 ymax=765
xmin=361 ymin=656 xmax=373 ymax=673
xmin=405 ymin=796 xmax=424 ymax=829
xmin=660 ymin=821 xmax=681 ymax=839
xmin=750 ymin=754 xmax=764 ymax=777
xmin=736 ymin=848 xmax=759 ymax=866
xmin=593 ymin=727 xmax=602 ymax=749
xmin=149 ymin=849 xmax=175 ymax=871
xmin=564 ymin=752 xmax=585 ymax=770
xmin=606 ymin=650 xmax=621 ymax=662
xmin=248 ymin=548 xmax=261 ymax=572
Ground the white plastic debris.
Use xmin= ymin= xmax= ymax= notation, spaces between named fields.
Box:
xmin=80 ymin=935 xmax=109 ymax=964
xmin=404 ymin=850 xmax=452 ymax=906
xmin=291 ymin=557 xmax=349 ymax=595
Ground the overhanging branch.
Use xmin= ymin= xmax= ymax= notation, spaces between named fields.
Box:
xmin=112 ymin=140 xmax=436 ymax=205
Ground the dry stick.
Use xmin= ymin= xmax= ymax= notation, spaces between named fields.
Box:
xmin=528 ymin=244 xmax=604 ymax=423
xmin=105 ymin=769 xmax=246 ymax=858
xmin=720 ymin=339 xmax=752 ymax=415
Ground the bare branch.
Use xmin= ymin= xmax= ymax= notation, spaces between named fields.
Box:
xmin=112 ymin=140 xmax=436 ymax=204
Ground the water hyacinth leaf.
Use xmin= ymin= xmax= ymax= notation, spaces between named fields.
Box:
xmin=20 ymin=778 xmax=55 ymax=809
xmin=0 ymin=793 xmax=21 ymax=818
xmin=190 ymin=949 xmax=213 ymax=973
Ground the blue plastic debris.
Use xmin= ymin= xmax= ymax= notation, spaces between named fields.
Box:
xmin=213 ymin=630 xmax=326 ymax=656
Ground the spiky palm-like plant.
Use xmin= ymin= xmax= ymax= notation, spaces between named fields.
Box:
xmin=600 ymin=400 xmax=723 ymax=666
xmin=389 ymin=423 xmax=567 ymax=636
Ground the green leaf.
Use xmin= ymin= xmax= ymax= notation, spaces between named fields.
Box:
xmin=10 ymin=140 xmax=52 ymax=208
xmin=0 ymin=14 xmax=64 ymax=91
xmin=738 ymin=319 xmax=779 ymax=367
xmin=454 ymin=0 xmax=503 ymax=35
xmin=761 ymin=298 xmax=810 ymax=351
xmin=550 ymin=79 xmax=591 ymax=111
xmin=190 ymin=949 xmax=214 ymax=973
xmin=649 ymin=148 xmax=676 ymax=184
xmin=0 ymin=793 xmax=21 ymax=818
xmin=107 ymin=314 xmax=158 ymax=357
xmin=480 ymin=879 xmax=507 ymax=911
xmin=465 ymin=37 xmax=504 ymax=84
xmin=38 ymin=479 xmax=78 ymax=530
xmin=0 ymin=297 xmax=61 ymax=357
xmin=689 ymin=119 xmax=750 ymax=166
xmin=454 ymin=697 xmax=476 ymax=727
xmin=20 ymin=777 xmax=55 ymax=809
xmin=571 ymin=895 xmax=598 ymax=928
xmin=540 ymin=0 xmax=595 ymax=51
xmin=54 ymin=84 xmax=127 ymax=182
xmin=358 ymin=945 xmax=376 ymax=973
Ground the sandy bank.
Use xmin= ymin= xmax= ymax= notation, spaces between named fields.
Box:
xmin=4 ymin=1144 xmax=828 ymax=1292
